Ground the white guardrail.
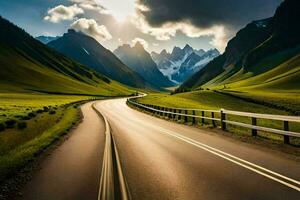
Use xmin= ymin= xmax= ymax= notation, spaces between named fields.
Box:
xmin=127 ymin=97 xmax=300 ymax=144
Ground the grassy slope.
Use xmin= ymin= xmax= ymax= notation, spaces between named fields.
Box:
xmin=0 ymin=43 xmax=134 ymax=96
xmin=205 ymin=48 xmax=300 ymax=91
xmin=0 ymin=101 xmax=81 ymax=181
xmin=0 ymin=16 xmax=135 ymax=96
xmin=198 ymin=51 xmax=300 ymax=114
xmin=0 ymin=93 xmax=107 ymax=182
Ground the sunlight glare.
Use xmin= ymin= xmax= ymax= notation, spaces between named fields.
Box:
xmin=96 ymin=0 xmax=136 ymax=22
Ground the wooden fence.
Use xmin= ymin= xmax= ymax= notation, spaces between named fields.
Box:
xmin=127 ymin=98 xmax=300 ymax=144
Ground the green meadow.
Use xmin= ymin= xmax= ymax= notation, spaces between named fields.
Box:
xmin=0 ymin=93 xmax=96 ymax=181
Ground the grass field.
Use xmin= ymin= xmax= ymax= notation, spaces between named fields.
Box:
xmin=136 ymin=91 xmax=300 ymax=146
xmin=216 ymin=89 xmax=300 ymax=115
xmin=0 ymin=93 xmax=105 ymax=182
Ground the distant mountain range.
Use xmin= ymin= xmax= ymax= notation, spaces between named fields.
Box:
xmin=179 ymin=0 xmax=300 ymax=92
xmin=151 ymin=45 xmax=220 ymax=83
xmin=48 ymin=30 xmax=146 ymax=88
xmin=36 ymin=36 xmax=60 ymax=44
xmin=37 ymin=33 xmax=219 ymax=88
xmin=114 ymin=43 xmax=174 ymax=88
xmin=0 ymin=16 xmax=132 ymax=95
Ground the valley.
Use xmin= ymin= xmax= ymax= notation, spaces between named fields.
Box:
xmin=0 ymin=0 xmax=299 ymax=199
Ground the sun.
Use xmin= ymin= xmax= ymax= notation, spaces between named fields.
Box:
xmin=97 ymin=0 xmax=135 ymax=22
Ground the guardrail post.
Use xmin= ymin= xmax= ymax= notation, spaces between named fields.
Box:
xmin=165 ymin=107 xmax=168 ymax=118
xmin=173 ymin=109 xmax=176 ymax=120
xmin=168 ymin=108 xmax=171 ymax=119
xmin=158 ymin=106 xmax=161 ymax=116
xmin=192 ymin=110 xmax=196 ymax=124
xmin=201 ymin=111 xmax=205 ymax=124
xmin=178 ymin=110 xmax=182 ymax=121
xmin=159 ymin=106 xmax=162 ymax=116
xmin=211 ymin=112 xmax=216 ymax=127
xmin=184 ymin=110 xmax=188 ymax=123
xmin=221 ymin=109 xmax=226 ymax=130
xmin=283 ymin=121 xmax=290 ymax=144
xmin=251 ymin=117 xmax=257 ymax=136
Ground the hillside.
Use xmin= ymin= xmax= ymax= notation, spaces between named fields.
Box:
xmin=180 ymin=0 xmax=300 ymax=91
xmin=0 ymin=16 xmax=133 ymax=96
xmin=48 ymin=30 xmax=146 ymax=88
xmin=114 ymin=43 xmax=174 ymax=88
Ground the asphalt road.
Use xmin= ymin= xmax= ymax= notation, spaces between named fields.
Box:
xmin=94 ymin=98 xmax=300 ymax=200
xmin=21 ymin=102 xmax=105 ymax=200
xmin=20 ymin=98 xmax=300 ymax=200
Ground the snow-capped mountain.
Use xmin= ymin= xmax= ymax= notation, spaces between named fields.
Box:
xmin=151 ymin=45 xmax=220 ymax=84
xmin=114 ymin=43 xmax=174 ymax=88
xmin=36 ymin=36 xmax=60 ymax=44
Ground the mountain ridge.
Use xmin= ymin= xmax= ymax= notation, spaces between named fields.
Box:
xmin=0 ymin=16 xmax=133 ymax=96
xmin=48 ymin=29 xmax=147 ymax=88
xmin=114 ymin=43 xmax=174 ymax=89
xmin=179 ymin=0 xmax=300 ymax=91
xmin=151 ymin=46 xmax=220 ymax=83
xmin=36 ymin=36 xmax=60 ymax=44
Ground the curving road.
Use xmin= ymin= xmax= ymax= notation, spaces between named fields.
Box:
xmin=20 ymin=98 xmax=300 ymax=199
xmin=95 ymin=98 xmax=300 ymax=200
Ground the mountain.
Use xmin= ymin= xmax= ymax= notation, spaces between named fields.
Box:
xmin=113 ymin=43 xmax=174 ymax=88
xmin=180 ymin=0 xmax=300 ymax=91
xmin=48 ymin=30 xmax=146 ymax=88
xmin=36 ymin=36 xmax=60 ymax=44
xmin=0 ymin=16 xmax=133 ymax=96
xmin=172 ymin=49 xmax=220 ymax=83
xmin=171 ymin=52 xmax=201 ymax=83
xmin=194 ymin=49 xmax=206 ymax=57
xmin=151 ymin=45 xmax=220 ymax=83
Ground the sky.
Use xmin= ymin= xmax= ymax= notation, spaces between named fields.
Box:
xmin=0 ymin=0 xmax=282 ymax=53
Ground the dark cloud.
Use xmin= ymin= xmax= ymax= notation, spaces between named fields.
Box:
xmin=138 ymin=0 xmax=282 ymax=29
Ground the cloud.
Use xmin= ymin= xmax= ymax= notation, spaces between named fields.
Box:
xmin=69 ymin=0 xmax=110 ymax=15
xmin=131 ymin=38 xmax=149 ymax=49
xmin=152 ymin=43 xmax=159 ymax=47
xmin=136 ymin=0 xmax=281 ymax=29
xmin=132 ymin=15 xmax=228 ymax=51
xmin=70 ymin=18 xmax=112 ymax=42
xmin=134 ymin=0 xmax=281 ymax=52
xmin=44 ymin=4 xmax=84 ymax=23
